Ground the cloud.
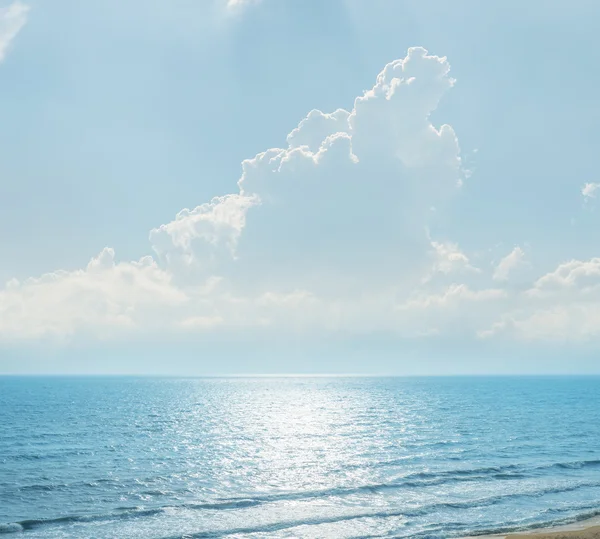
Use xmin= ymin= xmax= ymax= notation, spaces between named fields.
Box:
xmin=179 ymin=315 xmax=224 ymax=330
xmin=0 ymin=249 xmax=186 ymax=341
xmin=1 ymin=47 xmax=469 ymax=341
xmin=481 ymin=258 xmax=600 ymax=342
xmin=287 ymin=109 xmax=350 ymax=151
xmin=428 ymin=240 xmax=479 ymax=277
xmin=348 ymin=47 xmax=459 ymax=172
xmin=0 ymin=1 xmax=28 ymax=61
xmin=150 ymin=47 xmax=462 ymax=298
xmin=405 ymin=285 xmax=506 ymax=309
xmin=149 ymin=194 xmax=259 ymax=277
xmin=396 ymin=284 xmax=508 ymax=339
xmin=582 ymin=182 xmax=600 ymax=201
xmin=226 ymin=0 xmax=260 ymax=11
xmin=493 ymin=247 xmax=527 ymax=281
xmin=481 ymin=303 xmax=600 ymax=343
xmin=528 ymin=258 xmax=600 ymax=297
xmin=5 ymin=45 xmax=600 ymax=347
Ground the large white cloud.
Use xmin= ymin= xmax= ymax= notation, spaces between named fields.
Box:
xmin=4 ymin=46 xmax=600 ymax=345
xmin=151 ymin=47 xmax=463 ymax=298
xmin=0 ymin=1 xmax=28 ymax=62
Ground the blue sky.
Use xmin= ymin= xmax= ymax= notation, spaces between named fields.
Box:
xmin=1 ymin=0 xmax=600 ymax=374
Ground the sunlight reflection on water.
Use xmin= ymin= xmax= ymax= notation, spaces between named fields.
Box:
xmin=1 ymin=376 xmax=600 ymax=538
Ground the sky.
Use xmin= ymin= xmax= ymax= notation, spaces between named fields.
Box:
xmin=1 ymin=0 xmax=600 ymax=375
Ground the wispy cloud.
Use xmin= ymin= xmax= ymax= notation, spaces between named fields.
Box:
xmin=493 ymin=247 xmax=527 ymax=281
xmin=226 ymin=0 xmax=260 ymax=12
xmin=582 ymin=182 xmax=600 ymax=201
xmin=0 ymin=1 xmax=29 ymax=62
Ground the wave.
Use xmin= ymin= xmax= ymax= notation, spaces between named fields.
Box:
xmin=555 ymin=459 xmax=600 ymax=470
xmin=3 ymin=458 xmax=600 ymax=536
xmin=156 ymin=498 xmax=600 ymax=539
xmin=0 ymin=508 xmax=165 ymax=534
xmin=365 ymin=457 xmax=600 ymax=477
xmin=5 ymin=476 xmax=189 ymax=495
xmin=0 ymin=524 xmax=23 ymax=535
xmin=188 ymin=460 xmax=600 ymax=509
xmin=1 ymin=448 xmax=97 ymax=462
xmin=5 ymin=458 xmax=598 ymax=500
xmin=4 ymin=479 xmax=600 ymax=537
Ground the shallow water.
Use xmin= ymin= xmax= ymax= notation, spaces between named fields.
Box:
xmin=1 ymin=376 xmax=600 ymax=538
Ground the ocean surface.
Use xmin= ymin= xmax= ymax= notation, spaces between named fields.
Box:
xmin=1 ymin=376 xmax=600 ymax=538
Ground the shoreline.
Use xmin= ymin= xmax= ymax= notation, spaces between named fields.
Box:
xmin=463 ymin=515 xmax=600 ymax=538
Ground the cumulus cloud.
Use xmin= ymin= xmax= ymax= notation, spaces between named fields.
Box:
xmin=528 ymin=258 xmax=600 ymax=297
xmin=149 ymin=46 xmax=462 ymax=299
xmin=286 ymin=109 xmax=350 ymax=151
xmin=149 ymin=194 xmax=259 ymax=278
xmin=1 ymin=47 xmax=470 ymax=341
xmin=5 ymin=45 xmax=600 ymax=346
xmin=0 ymin=249 xmax=186 ymax=340
xmin=0 ymin=1 xmax=28 ymax=61
xmin=349 ymin=47 xmax=459 ymax=173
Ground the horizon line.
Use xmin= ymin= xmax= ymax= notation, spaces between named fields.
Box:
xmin=2 ymin=373 xmax=600 ymax=378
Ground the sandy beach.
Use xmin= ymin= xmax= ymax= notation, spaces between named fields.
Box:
xmin=511 ymin=527 xmax=600 ymax=538
xmin=464 ymin=516 xmax=600 ymax=539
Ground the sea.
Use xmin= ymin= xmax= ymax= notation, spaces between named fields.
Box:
xmin=1 ymin=376 xmax=600 ymax=538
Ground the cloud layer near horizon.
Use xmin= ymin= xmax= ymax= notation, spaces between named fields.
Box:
xmin=3 ymin=45 xmax=600 ymax=344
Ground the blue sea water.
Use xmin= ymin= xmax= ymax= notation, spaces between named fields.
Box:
xmin=1 ymin=376 xmax=600 ymax=538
